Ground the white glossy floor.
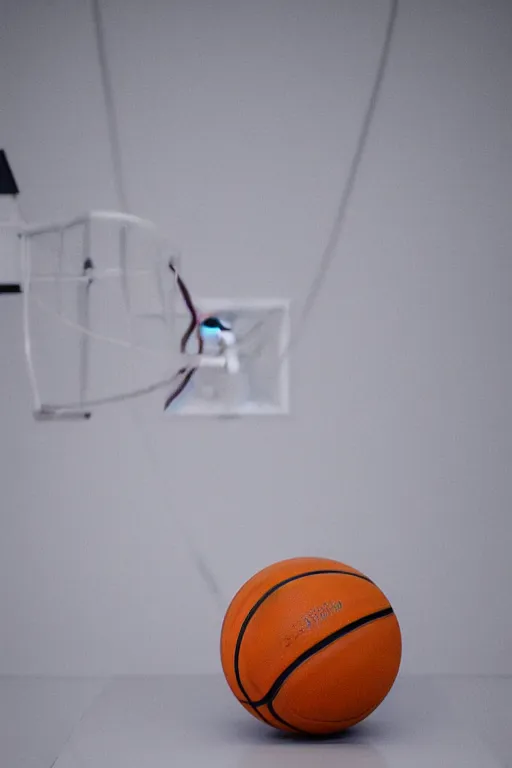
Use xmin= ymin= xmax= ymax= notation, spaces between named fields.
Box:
xmin=1 ymin=675 xmax=511 ymax=768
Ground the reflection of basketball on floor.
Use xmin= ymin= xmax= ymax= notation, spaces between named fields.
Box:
xmin=221 ymin=557 xmax=401 ymax=736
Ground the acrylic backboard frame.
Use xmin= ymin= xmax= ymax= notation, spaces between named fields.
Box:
xmin=170 ymin=298 xmax=290 ymax=417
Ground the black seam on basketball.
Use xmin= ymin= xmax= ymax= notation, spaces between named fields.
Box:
xmin=233 ymin=568 xmax=374 ymax=717
xmin=267 ymin=698 xmax=379 ymax=735
xmin=242 ymin=703 xmax=272 ymax=726
xmin=234 ymin=695 xmax=310 ymax=734
xmin=246 ymin=607 xmax=394 ymax=708
xmin=267 ymin=700 xmax=310 ymax=734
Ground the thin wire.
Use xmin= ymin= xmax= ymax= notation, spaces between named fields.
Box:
xmin=282 ymin=0 xmax=399 ymax=361
xmin=21 ymin=235 xmax=42 ymax=412
xmin=91 ymin=0 xmax=129 ymax=213
xmin=47 ymin=679 xmax=113 ymax=768
xmin=90 ymin=0 xmax=226 ymax=611
xmin=134 ymin=414 xmax=226 ymax=612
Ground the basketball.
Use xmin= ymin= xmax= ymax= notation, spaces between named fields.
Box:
xmin=220 ymin=556 xmax=401 ymax=735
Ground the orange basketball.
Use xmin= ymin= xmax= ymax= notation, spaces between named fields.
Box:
xmin=220 ymin=557 xmax=401 ymax=735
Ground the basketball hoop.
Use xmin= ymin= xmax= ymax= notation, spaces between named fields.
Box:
xmin=19 ymin=209 xmax=242 ymax=419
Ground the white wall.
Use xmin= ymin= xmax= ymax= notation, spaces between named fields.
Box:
xmin=1 ymin=0 xmax=511 ymax=676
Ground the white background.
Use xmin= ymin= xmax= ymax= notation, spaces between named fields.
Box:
xmin=0 ymin=0 xmax=511 ymax=676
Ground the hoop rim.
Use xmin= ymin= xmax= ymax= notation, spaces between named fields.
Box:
xmin=21 ymin=209 xmax=164 ymax=239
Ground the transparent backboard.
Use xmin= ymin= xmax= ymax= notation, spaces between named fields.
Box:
xmin=171 ymin=299 xmax=290 ymax=416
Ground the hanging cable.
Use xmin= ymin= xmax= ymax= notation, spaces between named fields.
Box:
xmin=163 ymin=262 xmax=204 ymax=411
xmin=281 ymin=0 xmax=399 ymax=362
xmin=90 ymin=0 xmax=225 ymax=610
xmin=91 ymin=0 xmax=129 ymax=213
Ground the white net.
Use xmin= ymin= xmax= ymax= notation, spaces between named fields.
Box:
xmin=21 ymin=211 xmax=182 ymax=418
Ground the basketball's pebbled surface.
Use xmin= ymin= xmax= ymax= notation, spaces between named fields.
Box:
xmin=220 ymin=557 xmax=402 ymax=735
